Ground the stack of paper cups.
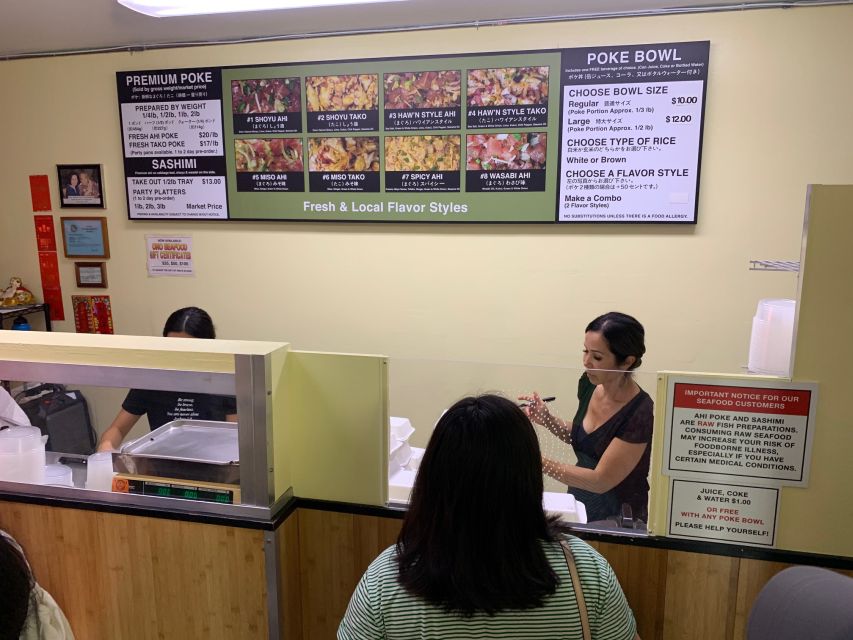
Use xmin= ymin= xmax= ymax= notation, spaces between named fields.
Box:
xmin=748 ymin=299 xmax=796 ymax=376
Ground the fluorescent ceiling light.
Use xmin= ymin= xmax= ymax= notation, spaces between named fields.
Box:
xmin=117 ymin=0 xmax=408 ymax=18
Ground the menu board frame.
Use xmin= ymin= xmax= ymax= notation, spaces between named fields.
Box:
xmin=117 ymin=42 xmax=709 ymax=224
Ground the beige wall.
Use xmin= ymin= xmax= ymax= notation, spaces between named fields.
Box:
xmin=1 ymin=7 xmax=851 ymax=404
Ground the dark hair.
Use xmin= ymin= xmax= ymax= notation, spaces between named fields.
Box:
xmin=396 ymin=394 xmax=565 ymax=616
xmin=586 ymin=311 xmax=646 ymax=370
xmin=162 ymin=307 xmax=216 ymax=339
xmin=0 ymin=535 xmax=33 ymax=638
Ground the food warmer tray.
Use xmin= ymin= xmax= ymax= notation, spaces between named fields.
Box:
xmin=113 ymin=420 xmax=239 ymax=484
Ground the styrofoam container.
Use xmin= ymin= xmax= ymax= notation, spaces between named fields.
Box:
xmin=748 ymin=298 xmax=796 ymax=376
xmin=405 ymin=447 xmax=425 ymax=472
xmin=390 ymin=417 xmax=415 ymax=442
xmin=390 ymin=439 xmax=412 ymax=470
xmin=388 ymin=468 xmax=417 ymax=503
xmin=44 ymin=463 xmax=73 ymax=488
xmin=543 ymin=491 xmax=587 ymax=524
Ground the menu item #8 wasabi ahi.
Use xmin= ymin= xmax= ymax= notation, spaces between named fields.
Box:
xmin=466 ymin=133 xmax=547 ymax=171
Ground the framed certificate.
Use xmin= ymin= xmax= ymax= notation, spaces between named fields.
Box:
xmin=74 ymin=262 xmax=108 ymax=288
xmin=60 ymin=217 xmax=110 ymax=258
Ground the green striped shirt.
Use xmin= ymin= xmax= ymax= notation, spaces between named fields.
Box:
xmin=338 ymin=535 xmax=637 ymax=640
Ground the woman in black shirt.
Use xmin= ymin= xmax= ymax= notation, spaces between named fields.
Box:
xmin=96 ymin=307 xmax=237 ymax=451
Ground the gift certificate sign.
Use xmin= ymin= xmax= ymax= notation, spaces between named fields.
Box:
xmin=558 ymin=41 xmax=709 ymax=223
xmin=118 ymin=68 xmax=228 ymax=219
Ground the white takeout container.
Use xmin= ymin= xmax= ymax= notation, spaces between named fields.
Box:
xmin=390 ymin=417 xmax=415 ymax=442
xmin=44 ymin=463 xmax=73 ymax=488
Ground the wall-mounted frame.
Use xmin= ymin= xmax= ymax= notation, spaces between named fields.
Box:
xmin=74 ymin=262 xmax=108 ymax=288
xmin=60 ymin=217 xmax=110 ymax=259
xmin=57 ymin=164 xmax=104 ymax=208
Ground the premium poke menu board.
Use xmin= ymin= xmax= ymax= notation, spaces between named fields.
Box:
xmin=117 ymin=41 xmax=709 ymax=223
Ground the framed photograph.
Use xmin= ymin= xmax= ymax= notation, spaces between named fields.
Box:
xmin=74 ymin=262 xmax=108 ymax=288
xmin=57 ymin=164 xmax=104 ymax=208
xmin=60 ymin=217 xmax=110 ymax=259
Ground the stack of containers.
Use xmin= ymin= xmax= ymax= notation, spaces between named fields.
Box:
xmin=0 ymin=426 xmax=47 ymax=484
xmin=388 ymin=417 xmax=423 ymax=502
xmin=748 ymin=298 xmax=796 ymax=376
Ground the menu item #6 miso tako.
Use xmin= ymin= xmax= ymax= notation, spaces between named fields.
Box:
xmin=467 ymin=67 xmax=550 ymax=106
xmin=231 ymin=78 xmax=301 ymax=114
xmin=466 ymin=133 xmax=547 ymax=170
xmin=306 ymin=75 xmax=378 ymax=111
xmin=383 ymin=71 xmax=462 ymax=109
xmin=308 ymin=137 xmax=380 ymax=172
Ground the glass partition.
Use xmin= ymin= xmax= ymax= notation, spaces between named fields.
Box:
xmin=388 ymin=357 xmax=659 ymax=531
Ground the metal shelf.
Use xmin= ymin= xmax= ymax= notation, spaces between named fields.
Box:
xmin=749 ymin=260 xmax=800 ymax=272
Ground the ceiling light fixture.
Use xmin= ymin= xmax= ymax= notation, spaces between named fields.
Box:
xmin=117 ymin=0 xmax=408 ymax=18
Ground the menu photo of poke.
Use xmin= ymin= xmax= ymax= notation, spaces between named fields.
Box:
xmin=465 ymin=132 xmax=547 ymax=192
xmin=384 ymin=135 xmax=461 ymax=192
xmin=234 ymin=138 xmax=305 ymax=192
xmin=308 ymin=136 xmax=380 ymax=192
xmin=231 ymin=78 xmax=302 ymax=134
xmin=383 ymin=70 xmax=462 ymax=131
xmin=466 ymin=66 xmax=550 ymax=129
xmin=306 ymin=74 xmax=379 ymax=133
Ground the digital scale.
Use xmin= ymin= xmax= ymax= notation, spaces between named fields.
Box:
xmin=112 ymin=473 xmax=241 ymax=504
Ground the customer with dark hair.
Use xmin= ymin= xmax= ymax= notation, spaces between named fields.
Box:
xmin=521 ymin=311 xmax=653 ymax=523
xmin=0 ymin=531 xmax=75 ymax=639
xmin=96 ymin=307 xmax=237 ymax=451
xmin=338 ymin=394 xmax=640 ymax=639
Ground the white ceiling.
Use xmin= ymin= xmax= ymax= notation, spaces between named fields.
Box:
xmin=0 ymin=0 xmax=838 ymax=59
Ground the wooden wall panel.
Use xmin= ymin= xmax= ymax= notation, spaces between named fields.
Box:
xmin=294 ymin=509 xmax=401 ymax=640
xmin=0 ymin=501 xmax=268 ymax=640
xmin=597 ymin=541 xmax=668 ymax=640
xmin=278 ymin=511 xmax=303 ymax=640
xmin=662 ymin=550 xmax=740 ymax=640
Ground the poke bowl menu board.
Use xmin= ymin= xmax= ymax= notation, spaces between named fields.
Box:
xmin=117 ymin=41 xmax=709 ymax=223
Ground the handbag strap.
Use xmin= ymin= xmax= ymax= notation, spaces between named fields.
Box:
xmin=561 ymin=538 xmax=591 ymax=640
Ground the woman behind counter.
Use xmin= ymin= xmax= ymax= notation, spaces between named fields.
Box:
xmin=96 ymin=307 xmax=237 ymax=452
xmin=521 ymin=312 xmax=653 ymax=523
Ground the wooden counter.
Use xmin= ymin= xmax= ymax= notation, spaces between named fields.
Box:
xmin=2 ymin=495 xmax=850 ymax=640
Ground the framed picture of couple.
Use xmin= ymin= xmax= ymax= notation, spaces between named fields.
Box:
xmin=57 ymin=164 xmax=104 ymax=208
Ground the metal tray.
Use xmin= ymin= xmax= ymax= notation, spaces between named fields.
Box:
xmin=114 ymin=420 xmax=239 ymax=485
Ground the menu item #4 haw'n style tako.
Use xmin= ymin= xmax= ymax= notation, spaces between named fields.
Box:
xmin=385 ymin=136 xmax=461 ymax=172
xmin=231 ymin=78 xmax=301 ymax=114
xmin=308 ymin=137 xmax=380 ymax=172
xmin=466 ymin=133 xmax=547 ymax=171
xmin=306 ymin=75 xmax=379 ymax=111
xmin=235 ymin=139 xmax=304 ymax=172
xmin=467 ymin=67 xmax=550 ymax=106
xmin=383 ymin=71 xmax=462 ymax=109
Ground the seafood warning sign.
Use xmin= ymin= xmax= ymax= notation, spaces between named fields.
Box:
xmin=117 ymin=42 xmax=709 ymax=222
xmin=663 ymin=376 xmax=818 ymax=487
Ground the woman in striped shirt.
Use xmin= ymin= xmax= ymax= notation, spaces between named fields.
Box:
xmin=339 ymin=394 xmax=640 ymax=640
